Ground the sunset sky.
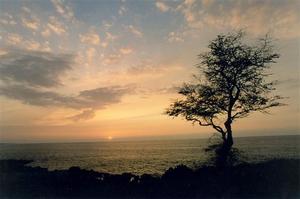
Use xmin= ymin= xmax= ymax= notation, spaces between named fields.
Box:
xmin=0 ymin=0 xmax=299 ymax=142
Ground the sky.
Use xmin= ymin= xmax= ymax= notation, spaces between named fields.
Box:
xmin=0 ymin=0 xmax=299 ymax=143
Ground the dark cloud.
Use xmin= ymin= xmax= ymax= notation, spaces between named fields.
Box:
xmin=0 ymin=48 xmax=135 ymax=121
xmin=0 ymin=84 xmax=134 ymax=120
xmin=79 ymin=86 xmax=134 ymax=108
xmin=0 ymin=84 xmax=82 ymax=108
xmin=0 ymin=48 xmax=74 ymax=87
xmin=67 ymin=109 xmax=95 ymax=122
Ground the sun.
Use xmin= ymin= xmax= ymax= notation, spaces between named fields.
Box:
xmin=107 ymin=136 xmax=113 ymax=140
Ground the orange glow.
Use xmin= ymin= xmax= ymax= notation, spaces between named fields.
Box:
xmin=107 ymin=136 xmax=113 ymax=140
xmin=0 ymin=1 xmax=299 ymax=143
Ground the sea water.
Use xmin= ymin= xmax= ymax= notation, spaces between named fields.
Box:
xmin=0 ymin=135 xmax=299 ymax=175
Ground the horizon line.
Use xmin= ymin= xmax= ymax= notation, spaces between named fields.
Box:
xmin=1 ymin=132 xmax=299 ymax=145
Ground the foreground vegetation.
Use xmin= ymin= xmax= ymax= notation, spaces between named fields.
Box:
xmin=0 ymin=159 xmax=299 ymax=198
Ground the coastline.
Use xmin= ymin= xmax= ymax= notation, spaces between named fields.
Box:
xmin=1 ymin=159 xmax=299 ymax=198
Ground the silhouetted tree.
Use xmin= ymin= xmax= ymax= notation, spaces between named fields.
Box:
xmin=166 ymin=31 xmax=282 ymax=158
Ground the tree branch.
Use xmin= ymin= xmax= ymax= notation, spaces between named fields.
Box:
xmin=186 ymin=117 xmax=211 ymax=126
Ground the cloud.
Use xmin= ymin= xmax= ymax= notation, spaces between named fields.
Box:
xmin=4 ymin=33 xmax=51 ymax=52
xmin=78 ymin=85 xmax=133 ymax=108
xmin=102 ymin=54 xmax=122 ymax=65
xmin=23 ymin=40 xmax=41 ymax=51
xmin=51 ymin=0 xmax=75 ymax=21
xmin=101 ymin=47 xmax=132 ymax=66
xmin=6 ymin=33 xmax=23 ymax=45
xmin=85 ymin=47 xmax=96 ymax=64
xmin=168 ymin=32 xmax=184 ymax=43
xmin=24 ymin=40 xmax=51 ymax=52
xmin=0 ymin=48 xmax=73 ymax=88
xmin=176 ymin=0 xmax=300 ymax=39
xmin=127 ymin=60 xmax=164 ymax=75
xmin=22 ymin=17 xmax=39 ymax=30
xmin=41 ymin=28 xmax=51 ymax=37
xmin=155 ymin=1 xmax=170 ymax=12
xmin=105 ymin=32 xmax=117 ymax=41
xmin=120 ymin=47 xmax=133 ymax=55
xmin=0 ymin=84 xmax=81 ymax=108
xmin=0 ymin=49 xmax=8 ymax=56
xmin=67 ymin=109 xmax=96 ymax=122
xmin=0 ymin=13 xmax=17 ymax=26
xmin=47 ymin=16 xmax=67 ymax=35
xmin=0 ymin=47 xmax=134 ymax=122
xmin=0 ymin=84 xmax=135 ymax=121
xmin=201 ymin=0 xmax=214 ymax=7
xmin=101 ymin=32 xmax=118 ymax=48
xmin=21 ymin=7 xmax=40 ymax=30
xmin=118 ymin=6 xmax=127 ymax=15
xmin=21 ymin=6 xmax=31 ymax=13
xmin=3 ymin=35 xmax=51 ymax=52
xmin=102 ymin=20 xmax=113 ymax=30
xmin=141 ymin=85 xmax=180 ymax=96
xmin=80 ymin=31 xmax=101 ymax=45
xmin=127 ymin=25 xmax=143 ymax=38
xmin=0 ymin=84 xmax=133 ymax=109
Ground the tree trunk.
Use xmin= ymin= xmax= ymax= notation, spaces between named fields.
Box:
xmin=224 ymin=120 xmax=233 ymax=150
xmin=225 ymin=130 xmax=233 ymax=148
xmin=215 ymin=122 xmax=234 ymax=168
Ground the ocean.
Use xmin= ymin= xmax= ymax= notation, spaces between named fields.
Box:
xmin=0 ymin=135 xmax=299 ymax=175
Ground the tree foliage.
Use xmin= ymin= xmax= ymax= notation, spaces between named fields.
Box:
xmin=166 ymin=31 xmax=282 ymax=146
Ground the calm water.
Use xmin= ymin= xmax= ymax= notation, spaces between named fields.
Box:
xmin=0 ymin=135 xmax=299 ymax=175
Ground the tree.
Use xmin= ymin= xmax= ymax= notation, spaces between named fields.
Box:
xmin=166 ymin=31 xmax=282 ymax=154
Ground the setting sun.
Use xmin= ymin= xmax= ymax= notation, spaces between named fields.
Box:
xmin=107 ymin=136 xmax=113 ymax=140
